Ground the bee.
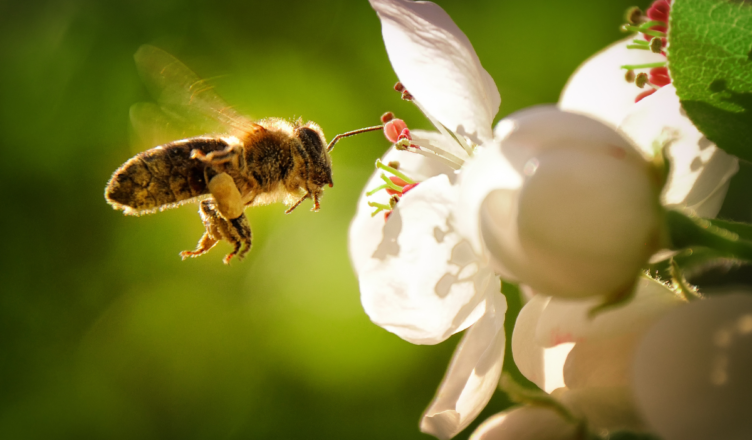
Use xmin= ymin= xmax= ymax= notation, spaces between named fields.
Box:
xmin=105 ymin=45 xmax=382 ymax=264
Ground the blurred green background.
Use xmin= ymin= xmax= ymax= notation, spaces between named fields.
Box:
xmin=3 ymin=0 xmax=743 ymax=439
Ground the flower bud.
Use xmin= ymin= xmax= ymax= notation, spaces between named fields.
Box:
xmin=458 ymin=108 xmax=663 ymax=299
xmin=633 ymin=293 xmax=752 ymax=440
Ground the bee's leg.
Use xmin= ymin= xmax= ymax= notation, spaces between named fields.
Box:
xmin=180 ymin=199 xmax=252 ymax=264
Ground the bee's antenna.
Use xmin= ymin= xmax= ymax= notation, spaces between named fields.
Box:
xmin=327 ymin=125 xmax=384 ymax=152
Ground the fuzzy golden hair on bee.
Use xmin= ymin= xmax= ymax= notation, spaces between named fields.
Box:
xmin=105 ymin=44 xmax=383 ymax=264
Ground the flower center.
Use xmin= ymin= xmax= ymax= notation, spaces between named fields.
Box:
xmin=366 ymin=159 xmax=420 ymax=220
xmin=621 ymin=1 xmax=672 ymax=102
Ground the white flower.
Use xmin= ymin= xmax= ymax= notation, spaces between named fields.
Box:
xmin=559 ymin=37 xmax=738 ymax=220
xmin=511 ymin=277 xmax=684 ymax=432
xmin=619 ymin=84 xmax=738 ymax=219
xmin=633 ymin=293 xmax=752 ymax=440
xmin=350 ymin=1 xmax=505 ymax=438
xmin=559 ymin=36 xmax=665 ymax=129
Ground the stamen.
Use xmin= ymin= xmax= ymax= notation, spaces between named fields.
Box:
xmin=649 ymin=37 xmax=664 ymax=53
xmin=632 ymin=39 xmax=650 ymax=46
xmin=635 ymin=88 xmax=657 ymax=102
xmin=394 ymin=82 xmax=405 ymax=92
xmin=621 ymin=24 xmax=666 ymax=38
xmin=620 ymin=61 xmax=667 ymax=70
xmin=635 ymin=72 xmax=649 ymax=88
xmin=627 ymin=44 xmax=650 ymax=50
xmin=650 ymin=66 xmax=671 ymax=87
xmin=412 ymin=140 xmax=465 ymax=167
xmin=366 ymin=184 xmax=388 ymax=196
xmin=625 ymin=69 xmax=636 ymax=83
xmin=381 ymin=112 xmax=395 ymax=123
xmin=376 ymin=159 xmax=416 ymax=184
xmin=384 ymin=119 xmax=409 ymax=143
xmin=368 ymin=201 xmax=392 ymax=212
xmin=401 ymin=145 xmax=463 ymax=170
xmin=625 ymin=6 xmax=644 ymax=25
xmin=380 ymin=174 xmax=405 ymax=192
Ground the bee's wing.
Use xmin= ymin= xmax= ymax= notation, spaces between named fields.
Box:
xmin=133 ymin=44 xmax=261 ymax=138
xmin=128 ymin=102 xmax=207 ymax=153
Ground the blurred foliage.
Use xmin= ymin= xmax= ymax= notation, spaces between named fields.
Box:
xmin=4 ymin=0 xmax=744 ymax=439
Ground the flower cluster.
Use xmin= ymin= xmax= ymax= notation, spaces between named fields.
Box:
xmin=349 ymin=1 xmax=748 ymax=439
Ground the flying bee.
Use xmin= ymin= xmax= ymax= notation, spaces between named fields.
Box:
xmin=105 ymin=45 xmax=382 ymax=264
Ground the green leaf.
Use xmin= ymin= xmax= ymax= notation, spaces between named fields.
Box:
xmin=709 ymin=218 xmax=752 ymax=240
xmin=668 ymin=0 xmax=752 ymax=162
xmin=667 ymin=210 xmax=752 ymax=261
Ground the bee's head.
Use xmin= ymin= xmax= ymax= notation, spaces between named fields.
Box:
xmin=296 ymin=121 xmax=334 ymax=188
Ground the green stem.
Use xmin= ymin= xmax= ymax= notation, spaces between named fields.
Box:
xmin=667 ymin=210 xmax=752 ymax=262
xmin=632 ymin=39 xmax=650 ymax=45
xmin=375 ymin=159 xmax=416 ymax=184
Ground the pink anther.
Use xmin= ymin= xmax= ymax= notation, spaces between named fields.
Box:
xmin=649 ymin=66 xmax=671 ymax=87
xmin=397 ymin=128 xmax=412 ymax=141
xmin=384 ymin=119 xmax=408 ymax=143
xmin=635 ymin=88 xmax=657 ymax=103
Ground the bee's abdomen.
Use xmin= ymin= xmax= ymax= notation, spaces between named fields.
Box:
xmin=105 ymin=137 xmax=229 ymax=215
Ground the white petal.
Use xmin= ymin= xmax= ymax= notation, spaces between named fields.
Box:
xmin=559 ymin=36 xmax=665 ymax=128
xmin=421 ymin=293 xmax=507 ymax=440
xmin=411 ymin=129 xmax=472 ymax=163
xmin=552 ymin=386 xmax=645 ymax=432
xmin=633 ymin=293 xmax=752 ymax=440
xmin=349 ymin=144 xmax=456 ymax=275
xmin=470 ymin=406 xmax=580 ymax=440
xmin=454 ymin=124 xmax=524 ymax=264
xmin=534 ymin=277 xmax=682 ymax=348
xmin=359 ymin=175 xmax=495 ymax=345
xmin=511 ymin=294 xmax=571 ymax=393
xmin=618 ymin=84 xmax=739 ymax=218
xmin=563 ymin=332 xmax=642 ymax=389
xmin=370 ymin=0 xmax=500 ymax=143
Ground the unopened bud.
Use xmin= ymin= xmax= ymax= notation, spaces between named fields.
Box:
xmin=625 ymin=69 xmax=636 ymax=83
xmin=381 ymin=112 xmax=395 ymax=123
xmin=625 ymin=6 xmax=643 ymax=25
xmin=649 ymin=37 xmax=663 ymax=53
xmin=635 ymin=72 xmax=649 ymax=88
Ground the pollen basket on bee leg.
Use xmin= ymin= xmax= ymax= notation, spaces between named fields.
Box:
xmin=207 ymin=172 xmax=244 ymax=219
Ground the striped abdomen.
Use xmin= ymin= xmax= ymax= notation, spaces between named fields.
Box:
xmin=105 ymin=137 xmax=231 ymax=215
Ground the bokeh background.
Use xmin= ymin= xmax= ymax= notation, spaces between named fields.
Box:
xmin=2 ymin=0 xmax=751 ymax=439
